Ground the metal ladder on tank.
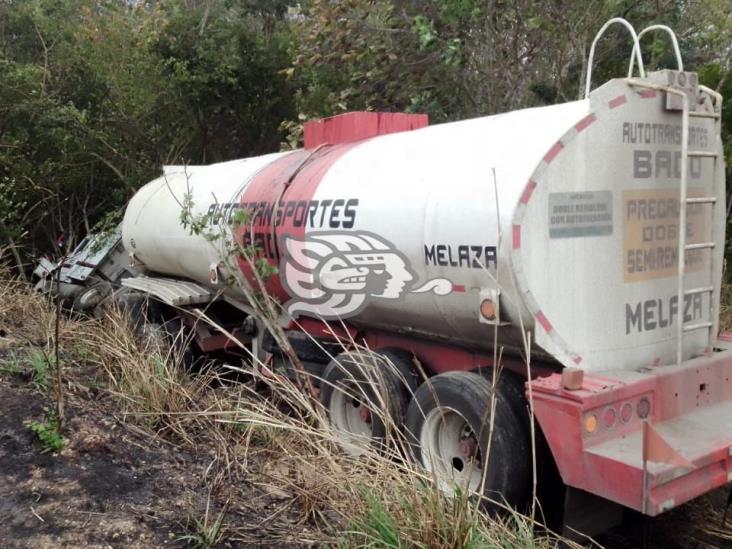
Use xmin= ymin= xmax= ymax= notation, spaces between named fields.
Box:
xmin=623 ymin=79 xmax=724 ymax=366
xmin=674 ymin=86 xmax=724 ymax=366
xmin=622 ymin=23 xmax=725 ymax=367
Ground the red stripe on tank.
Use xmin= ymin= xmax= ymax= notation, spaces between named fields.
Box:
xmin=278 ymin=144 xmax=358 ymax=219
xmin=608 ymin=94 xmax=627 ymax=109
xmin=639 ymin=90 xmax=657 ymax=99
xmin=574 ymin=114 xmax=597 ymax=133
xmin=520 ymin=180 xmax=537 ymax=204
xmin=236 ymin=144 xmax=358 ymax=301
xmin=543 ymin=141 xmax=564 ymax=164
xmin=512 ymin=225 xmax=521 ymax=249
xmin=452 ymin=285 xmax=466 ymax=293
xmin=535 ymin=310 xmax=553 ymax=333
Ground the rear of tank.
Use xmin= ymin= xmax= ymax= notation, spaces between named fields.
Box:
xmin=513 ymin=72 xmax=724 ymax=371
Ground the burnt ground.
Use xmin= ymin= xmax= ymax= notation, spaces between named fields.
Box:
xmin=0 ymin=372 xmax=319 ymax=548
xmin=598 ymin=487 xmax=732 ymax=549
xmin=1 ymin=343 xmax=731 ymax=548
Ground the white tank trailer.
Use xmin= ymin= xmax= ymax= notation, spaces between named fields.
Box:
xmin=123 ymin=60 xmax=723 ymax=374
xmin=56 ymin=20 xmax=732 ymax=538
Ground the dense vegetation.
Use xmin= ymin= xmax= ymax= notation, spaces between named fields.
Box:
xmin=1 ymin=0 xmax=732 ymax=261
xmin=3 ymin=4 xmax=732 ymax=545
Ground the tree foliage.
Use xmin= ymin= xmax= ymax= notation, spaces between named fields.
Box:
xmin=0 ymin=0 xmax=296 ymax=253
xmin=1 ymin=0 xmax=731 ymax=262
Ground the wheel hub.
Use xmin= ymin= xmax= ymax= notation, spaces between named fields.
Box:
xmin=358 ymin=404 xmax=372 ymax=423
xmin=458 ymin=436 xmax=477 ymax=459
xmin=329 ymin=383 xmax=374 ymax=456
xmin=420 ymin=407 xmax=484 ymax=493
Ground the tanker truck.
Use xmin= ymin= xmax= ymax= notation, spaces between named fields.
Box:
xmin=49 ymin=19 xmax=732 ymax=537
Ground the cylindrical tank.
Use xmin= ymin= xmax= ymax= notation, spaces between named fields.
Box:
xmin=122 ymin=73 xmax=724 ymax=372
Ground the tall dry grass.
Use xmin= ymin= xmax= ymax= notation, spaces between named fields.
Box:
xmin=0 ymin=268 xmax=58 ymax=345
xmin=77 ymin=308 xmax=217 ymax=441
xmin=0 ymin=260 xmax=576 ymax=547
xmin=0 ymin=260 xmax=96 ymax=390
xmin=5 ymin=260 xmax=732 ymax=546
xmin=73 ymin=304 xmax=576 ymax=547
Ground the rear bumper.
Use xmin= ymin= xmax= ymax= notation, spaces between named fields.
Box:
xmin=530 ymin=342 xmax=732 ymax=515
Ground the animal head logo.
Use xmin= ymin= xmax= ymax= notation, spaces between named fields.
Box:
xmin=281 ymin=231 xmax=454 ymax=319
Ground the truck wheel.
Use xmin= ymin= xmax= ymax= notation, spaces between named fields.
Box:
xmin=157 ymin=317 xmax=200 ymax=372
xmin=72 ymin=281 xmax=107 ymax=313
xmin=406 ymin=371 xmax=530 ymax=511
xmin=374 ymin=347 xmax=420 ymax=394
xmin=111 ymin=288 xmax=150 ymax=334
xmin=478 ymin=368 xmax=531 ymax=435
xmin=320 ymin=349 xmax=414 ymax=455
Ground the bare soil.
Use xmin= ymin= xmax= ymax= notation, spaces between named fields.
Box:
xmin=598 ymin=487 xmax=732 ymax=548
xmin=0 ymin=371 xmax=316 ymax=548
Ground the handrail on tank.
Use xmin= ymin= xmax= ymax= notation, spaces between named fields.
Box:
xmin=585 ymin=18 xmax=644 ymax=99
xmin=627 ymin=24 xmax=684 ymax=77
xmin=699 ymin=84 xmax=723 ymax=113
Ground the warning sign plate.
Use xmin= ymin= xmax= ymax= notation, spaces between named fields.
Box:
xmin=622 ymin=188 xmax=706 ymax=283
xmin=548 ymin=191 xmax=613 ymax=238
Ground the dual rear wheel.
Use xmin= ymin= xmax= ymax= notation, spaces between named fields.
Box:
xmin=320 ymin=351 xmax=531 ymax=510
xmin=319 ymin=348 xmax=418 ymax=455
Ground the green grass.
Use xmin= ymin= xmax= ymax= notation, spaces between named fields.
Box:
xmin=178 ymin=507 xmax=226 ymax=549
xmin=344 ymin=485 xmax=490 ymax=549
xmin=28 ymin=349 xmax=50 ymax=391
xmin=0 ymin=352 xmax=23 ymax=376
xmin=0 ymin=348 xmax=51 ymax=392
xmin=341 ymin=482 xmax=557 ymax=549
xmin=25 ymin=408 xmax=65 ymax=453
xmin=343 ymin=490 xmax=402 ymax=548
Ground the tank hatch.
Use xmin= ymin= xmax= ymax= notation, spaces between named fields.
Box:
xmin=303 ymin=111 xmax=428 ymax=149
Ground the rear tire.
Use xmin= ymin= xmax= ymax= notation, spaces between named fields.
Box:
xmin=320 ymin=349 xmax=415 ymax=455
xmin=374 ymin=347 xmax=420 ymax=394
xmin=406 ymin=371 xmax=531 ymax=511
xmin=477 ymin=368 xmax=530 ymax=434
xmin=111 ymin=288 xmax=165 ymax=331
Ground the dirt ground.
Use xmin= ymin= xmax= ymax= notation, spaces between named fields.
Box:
xmin=598 ymin=488 xmax=732 ymax=548
xmin=0 ymin=374 xmax=317 ymax=548
xmin=2 ymin=340 xmax=732 ymax=548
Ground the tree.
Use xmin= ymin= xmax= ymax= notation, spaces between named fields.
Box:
xmin=0 ymin=0 xmax=297 ymax=260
